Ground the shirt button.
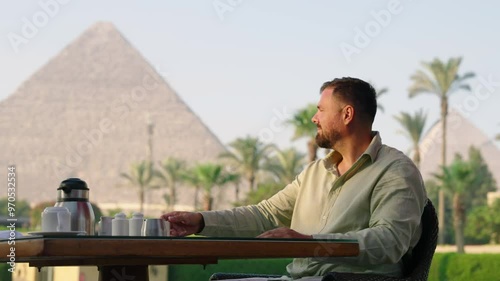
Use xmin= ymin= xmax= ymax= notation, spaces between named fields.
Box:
xmin=322 ymin=216 xmax=326 ymax=220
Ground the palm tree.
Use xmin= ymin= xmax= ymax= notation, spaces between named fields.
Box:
xmin=264 ymin=147 xmax=306 ymax=183
xmin=286 ymin=104 xmax=318 ymax=162
xmin=393 ymin=109 xmax=428 ymax=168
xmin=182 ymin=169 xmax=203 ymax=210
xmin=155 ymin=157 xmax=186 ymax=211
xmin=219 ymin=136 xmax=275 ymax=191
xmin=227 ymin=168 xmax=243 ymax=202
xmin=120 ymin=161 xmax=155 ymax=213
xmin=409 ymin=57 xmax=475 ymax=244
xmin=496 ymin=123 xmax=500 ymax=141
xmin=375 ymin=86 xmax=388 ymax=113
xmin=191 ymin=163 xmax=239 ymax=211
xmin=434 ymin=155 xmax=478 ymax=253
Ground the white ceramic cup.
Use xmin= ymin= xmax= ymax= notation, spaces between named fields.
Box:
xmin=111 ymin=212 xmax=129 ymax=236
xmin=41 ymin=207 xmax=71 ymax=232
xmin=98 ymin=216 xmax=113 ymax=236
xmin=129 ymin=212 xmax=144 ymax=236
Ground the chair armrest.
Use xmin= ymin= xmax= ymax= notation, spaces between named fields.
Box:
xmin=209 ymin=273 xmax=283 ymax=280
xmin=322 ymin=272 xmax=403 ymax=281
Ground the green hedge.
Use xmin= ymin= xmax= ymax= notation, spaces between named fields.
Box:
xmin=0 ymin=263 xmax=12 ymax=281
xmin=168 ymin=258 xmax=292 ymax=281
xmin=1 ymin=253 xmax=498 ymax=281
xmin=429 ymin=253 xmax=500 ymax=281
xmin=169 ymin=254 xmax=500 ymax=281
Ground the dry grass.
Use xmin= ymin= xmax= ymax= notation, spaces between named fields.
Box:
xmin=436 ymin=244 xmax=500 ymax=253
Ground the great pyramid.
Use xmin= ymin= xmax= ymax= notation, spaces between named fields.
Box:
xmin=0 ymin=22 xmax=228 ymax=214
xmin=419 ymin=110 xmax=500 ymax=188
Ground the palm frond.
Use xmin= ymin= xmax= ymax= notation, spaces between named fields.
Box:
xmin=393 ymin=109 xmax=428 ymax=152
xmin=286 ymin=104 xmax=317 ymax=140
xmin=219 ymin=136 xmax=276 ymax=188
xmin=264 ymin=147 xmax=305 ymax=183
xmin=409 ymin=69 xmax=440 ymax=98
xmin=373 ymin=86 xmax=388 ymax=113
xmin=410 ymin=57 xmax=474 ymax=101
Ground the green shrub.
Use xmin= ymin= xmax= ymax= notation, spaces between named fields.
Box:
xmin=0 ymin=263 xmax=13 ymax=281
xmin=169 ymin=253 xmax=500 ymax=281
xmin=429 ymin=253 xmax=500 ymax=281
xmin=169 ymin=258 xmax=292 ymax=281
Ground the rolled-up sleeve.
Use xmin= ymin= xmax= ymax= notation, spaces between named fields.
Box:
xmin=199 ymin=176 xmax=300 ymax=237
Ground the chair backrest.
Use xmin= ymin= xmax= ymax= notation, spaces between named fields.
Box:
xmin=403 ymin=199 xmax=439 ymax=280
xmin=322 ymin=200 xmax=438 ymax=281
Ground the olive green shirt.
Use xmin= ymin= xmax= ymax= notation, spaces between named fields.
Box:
xmin=200 ymin=132 xmax=427 ymax=279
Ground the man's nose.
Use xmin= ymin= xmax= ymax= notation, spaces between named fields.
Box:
xmin=311 ymin=114 xmax=318 ymax=124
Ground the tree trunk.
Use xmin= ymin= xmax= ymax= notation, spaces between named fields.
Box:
xmin=453 ymin=193 xmax=465 ymax=253
xmin=249 ymin=175 xmax=255 ymax=192
xmin=235 ymin=183 xmax=240 ymax=202
xmin=413 ymin=144 xmax=421 ymax=169
xmin=194 ymin=186 xmax=200 ymax=210
xmin=307 ymin=139 xmax=318 ymax=162
xmin=438 ymin=97 xmax=448 ymax=245
xmin=139 ymin=186 xmax=145 ymax=214
xmin=169 ymin=183 xmax=176 ymax=211
xmin=203 ymin=191 xmax=213 ymax=211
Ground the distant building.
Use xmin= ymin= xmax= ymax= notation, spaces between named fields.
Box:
xmin=0 ymin=22 xmax=232 ymax=215
xmin=419 ymin=110 xmax=500 ymax=189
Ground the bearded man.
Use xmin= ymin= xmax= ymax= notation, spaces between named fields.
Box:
xmin=162 ymin=77 xmax=427 ymax=280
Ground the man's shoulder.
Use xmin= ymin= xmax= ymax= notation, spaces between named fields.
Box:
xmin=373 ymin=144 xmax=421 ymax=175
xmin=377 ymin=144 xmax=413 ymax=164
xmin=299 ymin=158 xmax=333 ymax=177
xmin=376 ymin=145 xmax=424 ymax=184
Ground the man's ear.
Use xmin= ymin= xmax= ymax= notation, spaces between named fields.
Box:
xmin=343 ymin=105 xmax=354 ymax=125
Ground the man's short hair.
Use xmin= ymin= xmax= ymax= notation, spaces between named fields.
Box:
xmin=320 ymin=77 xmax=377 ymax=125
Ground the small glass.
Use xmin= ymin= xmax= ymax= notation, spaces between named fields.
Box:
xmin=141 ymin=219 xmax=170 ymax=237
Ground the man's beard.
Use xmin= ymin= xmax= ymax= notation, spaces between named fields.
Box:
xmin=315 ymin=128 xmax=340 ymax=149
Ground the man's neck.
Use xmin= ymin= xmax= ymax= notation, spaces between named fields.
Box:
xmin=335 ymin=131 xmax=373 ymax=174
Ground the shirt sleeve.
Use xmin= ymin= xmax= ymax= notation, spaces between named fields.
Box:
xmin=199 ymin=174 xmax=301 ymax=237
xmin=312 ymin=159 xmax=427 ymax=265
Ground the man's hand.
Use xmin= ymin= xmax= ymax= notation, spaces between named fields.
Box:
xmin=257 ymin=227 xmax=312 ymax=239
xmin=161 ymin=211 xmax=204 ymax=237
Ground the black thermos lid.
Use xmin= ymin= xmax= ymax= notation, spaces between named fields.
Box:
xmin=57 ymin=178 xmax=89 ymax=194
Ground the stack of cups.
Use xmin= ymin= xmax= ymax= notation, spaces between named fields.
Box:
xmin=41 ymin=207 xmax=71 ymax=232
xmin=111 ymin=213 xmax=129 ymax=236
xmin=98 ymin=212 xmax=169 ymax=237
xmin=98 ymin=216 xmax=113 ymax=236
xmin=129 ymin=212 xmax=144 ymax=236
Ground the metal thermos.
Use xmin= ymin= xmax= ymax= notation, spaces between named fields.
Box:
xmin=54 ymin=178 xmax=95 ymax=235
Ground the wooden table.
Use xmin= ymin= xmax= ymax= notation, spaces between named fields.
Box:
xmin=0 ymin=236 xmax=359 ymax=281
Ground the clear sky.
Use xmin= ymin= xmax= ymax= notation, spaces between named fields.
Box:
xmin=1 ymin=0 xmax=499 ymax=154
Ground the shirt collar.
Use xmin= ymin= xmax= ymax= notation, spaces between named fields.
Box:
xmin=322 ymin=131 xmax=382 ymax=171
